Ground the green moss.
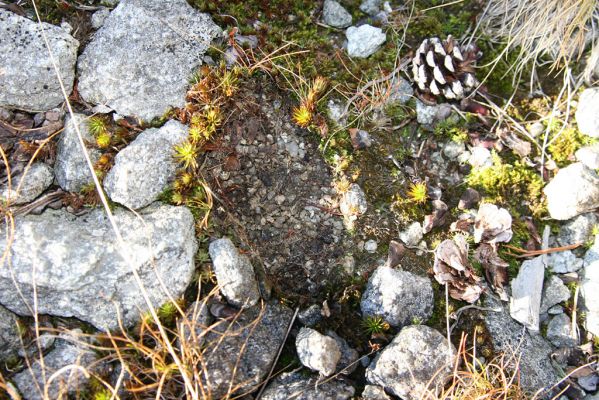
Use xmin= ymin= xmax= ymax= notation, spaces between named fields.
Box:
xmin=434 ymin=116 xmax=472 ymax=143
xmin=466 ymin=152 xmax=545 ymax=217
xmin=476 ymin=39 xmax=530 ymax=98
xmin=548 ymin=126 xmax=595 ymax=167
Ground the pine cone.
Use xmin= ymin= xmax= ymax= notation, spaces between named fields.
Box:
xmin=410 ymin=35 xmax=482 ymax=102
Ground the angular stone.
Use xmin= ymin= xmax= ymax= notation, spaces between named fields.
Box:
xmin=544 ymin=163 xmax=599 ymax=220
xmin=323 ymin=0 xmax=352 ymax=28
xmin=0 ymin=163 xmax=53 ymax=205
xmin=296 ymin=327 xmax=341 ymax=376
xmin=576 ymin=88 xmax=599 ymax=138
xmin=582 ymin=238 xmax=599 ymax=336
xmin=104 ymin=120 xmax=188 ymax=209
xmin=346 ymin=25 xmax=386 ymax=58
xmin=326 ymin=330 xmax=359 ymax=374
xmin=77 ymin=0 xmax=222 ymax=121
xmin=0 ymin=10 xmax=78 ymax=111
xmin=546 ymin=313 xmax=577 ymax=348
xmin=557 ymin=213 xmax=598 ymax=247
xmin=576 ymin=143 xmax=599 ymax=170
xmin=548 ymin=250 xmax=584 ymax=274
xmin=208 ymin=237 xmax=260 ymax=308
xmin=361 ymin=266 xmax=434 ymax=328
xmin=416 ymin=100 xmax=452 ymax=126
xmin=12 ymin=331 xmax=97 ymax=400
xmin=0 ymin=204 xmax=197 ymax=330
xmin=360 ymin=0 xmax=382 ymax=15
xmin=366 ymin=325 xmax=456 ymax=400
xmin=201 ymin=302 xmax=293 ymax=398
xmin=0 ymin=304 xmax=20 ymax=363
xmin=54 ymin=114 xmax=101 ymax=193
xmin=399 ymin=222 xmax=423 ymax=247
xmin=540 ymin=275 xmax=571 ymax=315
xmin=339 ymin=183 xmax=368 ymax=216
xmin=485 ymin=294 xmax=558 ymax=394
xmin=260 ymin=371 xmax=355 ymax=400
xmin=362 ymin=385 xmax=391 ymax=400
xmin=510 ymin=256 xmax=545 ymax=331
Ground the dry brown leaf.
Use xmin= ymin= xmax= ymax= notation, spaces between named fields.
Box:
xmin=474 ymin=243 xmax=509 ymax=301
xmin=474 ymin=203 xmax=513 ymax=244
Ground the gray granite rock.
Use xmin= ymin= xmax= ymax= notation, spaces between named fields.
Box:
xmin=0 ymin=163 xmax=53 ymax=205
xmin=298 ymin=304 xmax=322 ymax=327
xmin=55 ymin=114 xmax=101 ymax=192
xmin=296 ymin=327 xmax=341 ymax=376
xmin=557 ymin=213 xmax=598 ymax=247
xmin=0 ymin=204 xmax=197 ymax=330
xmin=103 ymin=120 xmax=188 ymax=209
xmin=366 ymin=325 xmax=456 ymax=400
xmin=443 ymin=141 xmax=466 ymax=160
xmin=91 ymin=7 xmax=111 ymax=29
xmin=326 ymin=330 xmax=359 ymax=374
xmin=484 ymin=294 xmax=558 ymax=394
xmin=361 ymin=266 xmax=434 ymax=328
xmin=179 ymin=300 xmax=212 ymax=348
xmin=0 ymin=304 xmax=20 ymax=363
xmin=12 ymin=331 xmax=97 ymax=400
xmin=544 ymin=163 xmax=599 ymax=220
xmin=339 ymin=183 xmax=368 ymax=216
xmin=346 ymin=25 xmax=386 ymax=58
xmin=576 ymin=88 xmax=599 ymax=138
xmin=546 ymin=313 xmax=577 ymax=348
xmin=548 ymin=250 xmax=584 ymax=273
xmin=362 ymin=385 xmax=391 ymax=400
xmin=201 ymin=302 xmax=293 ymax=398
xmin=360 ymin=0 xmax=382 ymax=15
xmin=582 ymin=238 xmax=599 ymax=336
xmin=323 ymin=0 xmax=352 ymax=28
xmin=208 ymin=237 xmax=260 ymax=308
xmin=385 ymin=76 xmax=413 ymax=105
xmin=0 ymin=10 xmax=78 ymax=111
xmin=260 ymin=371 xmax=355 ymax=400
xmin=77 ymin=0 xmax=222 ymax=121
xmin=399 ymin=222 xmax=423 ymax=246
xmin=416 ymin=100 xmax=452 ymax=126
xmin=510 ymin=256 xmax=545 ymax=331
xmin=541 ymin=275 xmax=571 ymax=315
xmin=576 ymin=143 xmax=599 ymax=170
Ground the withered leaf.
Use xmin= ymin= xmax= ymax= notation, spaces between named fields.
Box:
xmin=433 ymin=235 xmax=483 ymax=303
xmin=386 ymin=240 xmax=405 ymax=268
xmin=474 ymin=243 xmax=509 ymax=301
xmin=224 ymin=154 xmax=241 ymax=171
xmin=422 ymin=200 xmax=448 ymax=234
xmin=474 ymin=203 xmax=513 ymax=244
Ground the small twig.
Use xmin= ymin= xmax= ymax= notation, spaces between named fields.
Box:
xmin=503 ymin=242 xmax=581 ymax=258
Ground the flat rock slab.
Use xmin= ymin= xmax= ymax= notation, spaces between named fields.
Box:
xmin=510 ymin=255 xmax=545 ymax=331
xmin=0 ymin=203 xmax=197 ymax=330
xmin=0 ymin=10 xmax=78 ymax=111
xmin=103 ymin=120 xmax=188 ymax=209
xmin=77 ymin=0 xmax=221 ymax=121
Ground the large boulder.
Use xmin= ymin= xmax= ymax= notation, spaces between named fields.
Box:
xmin=0 ymin=10 xmax=78 ymax=111
xmin=361 ymin=266 xmax=433 ymax=328
xmin=366 ymin=325 xmax=456 ymax=400
xmin=77 ymin=0 xmax=222 ymax=121
xmin=54 ymin=114 xmax=101 ymax=193
xmin=544 ymin=162 xmax=599 ymax=220
xmin=260 ymin=371 xmax=355 ymax=400
xmin=200 ymin=301 xmax=293 ymax=398
xmin=103 ymin=120 xmax=188 ymax=209
xmin=0 ymin=204 xmax=197 ymax=330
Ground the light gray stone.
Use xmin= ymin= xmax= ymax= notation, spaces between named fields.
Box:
xmin=364 ymin=239 xmax=378 ymax=253
xmin=546 ymin=313 xmax=577 ymax=348
xmin=576 ymin=143 xmax=599 ymax=169
xmin=103 ymin=120 xmax=188 ymax=209
xmin=0 ymin=163 xmax=53 ymax=205
xmin=0 ymin=10 xmax=78 ymax=111
xmin=415 ymin=100 xmax=452 ymax=126
xmin=362 ymin=385 xmax=391 ymax=400
xmin=544 ymin=163 xmax=599 ymax=220
xmin=346 ymin=25 xmax=386 ymax=58
xmin=260 ymin=371 xmax=355 ymax=400
xmin=399 ymin=222 xmax=423 ymax=247
xmin=443 ymin=141 xmax=466 ymax=160
xmin=582 ymin=238 xmax=599 ymax=336
xmin=12 ymin=331 xmax=97 ymax=400
xmin=557 ymin=213 xmax=598 ymax=247
xmin=201 ymin=302 xmax=293 ymax=398
xmin=469 ymin=146 xmax=493 ymax=168
xmin=361 ymin=266 xmax=434 ymax=328
xmin=366 ymin=325 xmax=456 ymax=400
xmin=55 ymin=114 xmax=101 ymax=192
xmin=547 ymin=250 xmax=584 ymax=273
xmin=179 ymin=300 xmax=212 ymax=348
xmin=339 ymin=183 xmax=368 ymax=216
xmin=208 ymin=237 xmax=260 ymax=308
xmin=548 ymin=305 xmax=564 ymax=315
xmin=385 ymin=76 xmax=413 ymax=105
xmin=77 ymin=0 xmax=222 ymax=121
xmin=323 ymin=0 xmax=352 ymax=28
xmin=484 ymin=294 xmax=559 ymax=394
xmin=326 ymin=330 xmax=359 ymax=374
xmin=298 ymin=304 xmax=322 ymax=327
xmin=327 ymin=99 xmax=346 ymax=126
xmin=576 ymin=88 xmax=599 ymax=138
xmin=510 ymin=256 xmax=545 ymax=331
xmin=91 ymin=7 xmax=111 ymax=29
xmin=541 ymin=275 xmax=571 ymax=314
xmin=0 ymin=204 xmax=197 ymax=330
xmin=296 ymin=327 xmax=341 ymax=376
xmin=579 ymin=374 xmax=599 ymax=392
xmin=0 ymin=304 xmax=20 ymax=363
xmin=360 ymin=0 xmax=382 ymax=15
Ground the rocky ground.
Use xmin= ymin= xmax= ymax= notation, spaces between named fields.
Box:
xmin=1 ymin=0 xmax=599 ymax=399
